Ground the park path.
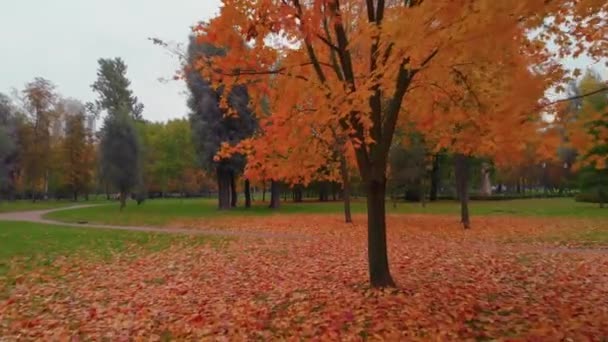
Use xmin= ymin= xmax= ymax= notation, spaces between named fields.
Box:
xmin=0 ymin=205 xmax=308 ymax=240
xmin=1 ymin=205 xmax=606 ymax=255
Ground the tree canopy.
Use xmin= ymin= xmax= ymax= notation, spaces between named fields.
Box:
xmin=193 ymin=0 xmax=608 ymax=287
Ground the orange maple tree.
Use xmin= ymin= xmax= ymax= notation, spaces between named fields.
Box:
xmin=193 ymin=0 xmax=607 ymax=287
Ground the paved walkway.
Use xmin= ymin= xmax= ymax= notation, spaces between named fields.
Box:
xmin=1 ymin=206 xmax=606 ymax=253
xmin=0 ymin=205 xmax=307 ymax=240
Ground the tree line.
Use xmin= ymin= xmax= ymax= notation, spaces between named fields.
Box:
xmin=0 ymin=59 xmax=209 ymax=207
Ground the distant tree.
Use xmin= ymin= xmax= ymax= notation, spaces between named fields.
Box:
xmin=20 ymin=78 xmax=57 ymax=200
xmin=90 ymin=58 xmax=144 ymax=120
xmin=99 ymin=108 xmax=141 ymax=210
xmin=0 ymin=94 xmax=17 ymax=193
xmin=0 ymin=93 xmax=13 ymax=123
xmin=61 ymin=102 xmax=95 ymax=201
xmin=568 ymin=71 xmax=608 ymax=207
xmin=0 ymin=127 xmax=15 ymax=189
xmin=186 ymin=38 xmax=256 ymax=209
xmin=428 ymin=153 xmax=442 ymax=201
xmin=137 ymin=121 xmax=163 ymax=195
xmin=388 ymin=132 xmax=430 ymax=204
xmin=142 ymin=119 xmax=197 ymax=196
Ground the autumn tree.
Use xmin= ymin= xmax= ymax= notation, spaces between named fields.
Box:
xmin=99 ymin=108 xmax=142 ymax=210
xmin=90 ymin=58 xmax=144 ymax=120
xmin=20 ymin=77 xmax=57 ymax=200
xmin=59 ymin=99 xmax=95 ymax=201
xmin=195 ymin=0 xmax=606 ymax=287
xmin=232 ymin=80 xmax=357 ymax=219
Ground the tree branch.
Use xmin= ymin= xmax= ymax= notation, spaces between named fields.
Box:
xmin=210 ymin=68 xmax=310 ymax=82
xmin=322 ymin=15 xmax=345 ymax=81
xmin=545 ymin=86 xmax=608 ymax=106
xmin=366 ymin=0 xmax=375 ymax=22
xmin=419 ymin=48 xmax=439 ymax=69
xmin=316 ymin=34 xmax=340 ymax=52
xmin=381 ymin=59 xmax=413 ymax=158
xmin=293 ymin=0 xmax=328 ymax=84
xmin=451 ymin=66 xmax=483 ymax=110
xmin=197 ymin=59 xmax=336 ymax=83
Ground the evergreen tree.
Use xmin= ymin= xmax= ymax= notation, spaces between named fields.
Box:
xmin=0 ymin=93 xmax=17 ymax=192
xmin=99 ymin=108 xmax=141 ymax=210
xmin=186 ymin=38 xmax=256 ymax=209
xmin=90 ymin=58 xmax=144 ymax=120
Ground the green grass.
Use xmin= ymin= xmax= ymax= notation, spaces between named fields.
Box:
xmin=576 ymin=229 xmax=608 ymax=245
xmin=0 ymin=197 xmax=114 ymax=213
xmin=0 ymin=200 xmax=79 ymax=213
xmin=45 ymin=197 xmax=608 ymax=227
xmin=0 ymin=221 xmax=221 ymax=276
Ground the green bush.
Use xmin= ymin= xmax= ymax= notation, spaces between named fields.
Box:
xmin=575 ymin=191 xmax=607 ymax=204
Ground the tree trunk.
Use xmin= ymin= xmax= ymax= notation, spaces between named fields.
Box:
xmin=105 ymin=182 xmax=110 ymax=200
xmin=516 ymin=178 xmax=521 ymax=194
xmin=454 ymin=154 xmax=471 ymax=229
xmin=244 ymin=179 xmax=251 ymax=208
xmin=269 ymin=181 xmax=280 ymax=209
xmin=217 ymin=168 xmax=231 ymax=210
xmin=339 ymin=154 xmax=353 ymax=223
xmin=119 ymin=191 xmax=127 ymax=211
xmin=480 ymin=162 xmax=492 ymax=196
xmin=293 ymin=186 xmax=303 ymax=203
xmin=230 ymin=171 xmax=237 ymax=208
xmin=332 ymin=183 xmax=338 ymax=201
xmin=366 ymin=176 xmax=395 ymax=287
xmin=429 ymin=153 xmax=440 ymax=201
xmin=319 ymin=182 xmax=329 ymax=202
xmin=420 ymin=178 xmax=428 ymax=208
xmin=73 ymin=191 xmax=78 ymax=202
xmin=262 ymin=182 xmax=266 ymax=202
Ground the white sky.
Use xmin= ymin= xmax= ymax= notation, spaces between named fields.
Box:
xmin=0 ymin=0 xmax=221 ymax=123
xmin=1 ymin=1 xmax=605 ymax=125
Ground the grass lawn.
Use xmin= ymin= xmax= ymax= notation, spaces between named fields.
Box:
xmin=45 ymin=197 xmax=608 ymax=227
xmin=0 ymin=200 xmax=80 ymax=213
xmin=0 ymin=221 xmax=223 ymax=298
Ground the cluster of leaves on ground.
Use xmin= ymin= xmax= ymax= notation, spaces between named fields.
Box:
xmin=1 ymin=215 xmax=607 ymax=340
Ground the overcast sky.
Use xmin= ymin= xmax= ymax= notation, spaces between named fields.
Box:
xmin=0 ymin=0 xmax=221 ymax=123
xmin=1 ymin=2 xmax=606 ymax=124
